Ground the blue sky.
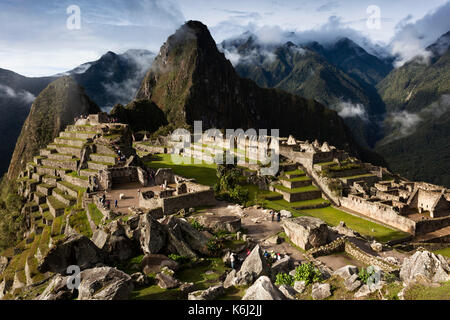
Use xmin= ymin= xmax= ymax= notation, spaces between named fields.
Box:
xmin=1 ymin=0 xmax=450 ymax=76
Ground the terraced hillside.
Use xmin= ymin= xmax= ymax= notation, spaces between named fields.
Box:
xmin=0 ymin=121 xmax=132 ymax=298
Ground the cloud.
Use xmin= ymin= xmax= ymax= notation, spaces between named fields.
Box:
xmin=0 ymin=0 xmax=184 ymax=76
xmin=316 ymin=1 xmax=340 ymax=12
xmin=101 ymin=49 xmax=155 ymax=110
xmin=0 ymin=84 xmax=35 ymax=104
xmin=389 ymin=2 xmax=450 ymax=67
xmin=218 ymin=16 xmax=388 ymax=58
xmin=336 ymin=101 xmax=369 ymax=121
xmin=382 ymin=94 xmax=450 ymax=143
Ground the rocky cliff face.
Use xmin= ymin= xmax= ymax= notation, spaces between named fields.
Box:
xmin=136 ymin=21 xmax=373 ymax=159
xmin=6 ymin=76 xmax=100 ymax=181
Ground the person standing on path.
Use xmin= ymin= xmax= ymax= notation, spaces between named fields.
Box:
xmin=115 ymin=199 xmax=118 ymax=208
xmin=271 ymin=210 xmax=275 ymax=222
xmin=230 ymin=253 xmax=236 ymax=270
xmin=276 ymin=211 xmax=281 ymax=222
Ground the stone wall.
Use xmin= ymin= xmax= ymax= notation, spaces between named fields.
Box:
xmin=307 ymin=237 xmax=347 ymax=258
xmin=415 ymin=215 xmax=450 ymax=235
xmin=344 ymin=241 xmax=398 ymax=272
xmin=340 ymin=195 xmax=416 ymax=234
xmin=109 ymin=167 xmax=139 ymax=185
xmin=161 ymin=189 xmax=215 ymax=214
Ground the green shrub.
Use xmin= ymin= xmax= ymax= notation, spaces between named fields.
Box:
xmin=358 ymin=267 xmax=376 ymax=284
xmin=190 ymin=219 xmax=204 ymax=231
xmin=293 ymin=263 xmax=322 ymax=285
xmin=275 ymin=273 xmax=294 ymax=286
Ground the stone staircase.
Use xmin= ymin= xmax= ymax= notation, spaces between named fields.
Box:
xmin=270 ymin=167 xmax=330 ymax=210
xmin=17 ymin=123 xmax=118 ymax=228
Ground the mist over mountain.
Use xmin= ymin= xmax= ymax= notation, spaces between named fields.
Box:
xmin=376 ymin=30 xmax=450 ymax=187
xmin=218 ymin=33 xmax=393 ymax=148
xmin=0 ymin=50 xmax=155 ymax=177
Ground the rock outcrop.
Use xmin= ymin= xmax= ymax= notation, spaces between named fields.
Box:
xmin=282 ymin=217 xmax=329 ymax=250
xmin=77 ymin=267 xmax=133 ymax=300
xmin=311 ymin=282 xmax=331 ymax=300
xmin=138 ymin=214 xmax=167 ymax=255
xmin=92 ymin=220 xmax=137 ymax=263
xmin=188 ymin=284 xmax=225 ymax=300
xmin=38 ymin=274 xmax=76 ymax=300
xmin=242 ymin=276 xmax=286 ymax=300
xmin=140 ymin=254 xmax=179 ymax=274
xmin=400 ymin=250 xmax=450 ymax=285
xmin=38 ymin=234 xmax=104 ymax=274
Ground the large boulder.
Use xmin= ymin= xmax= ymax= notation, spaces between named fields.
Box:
xmin=400 ymin=250 xmax=450 ymax=285
xmin=224 ymin=245 xmax=270 ymax=288
xmin=271 ymin=256 xmax=295 ymax=277
xmin=92 ymin=221 xmax=137 ymax=263
xmin=278 ymin=284 xmax=298 ymax=300
xmin=0 ymin=256 xmax=9 ymax=273
xmin=139 ymin=213 xmax=167 ymax=255
xmin=239 ymin=245 xmax=270 ymax=279
xmin=242 ymin=276 xmax=286 ymax=300
xmin=38 ymin=234 xmax=104 ymax=274
xmin=188 ymin=284 xmax=225 ymax=300
xmin=140 ymin=254 xmax=179 ymax=274
xmin=311 ymin=283 xmax=331 ymax=300
xmin=77 ymin=267 xmax=134 ymax=300
xmin=196 ymin=215 xmax=242 ymax=233
xmin=344 ymin=274 xmax=362 ymax=292
xmin=155 ymin=272 xmax=179 ymax=289
xmin=162 ymin=216 xmax=211 ymax=255
xmin=38 ymin=275 xmax=76 ymax=300
xmin=282 ymin=217 xmax=329 ymax=250
xmin=333 ymin=265 xmax=359 ymax=280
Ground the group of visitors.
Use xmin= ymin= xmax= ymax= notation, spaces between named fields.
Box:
xmin=270 ymin=210 xmax=281 ymax=222
xmin=99 ymin=194 xmax=111 ymax=210
xmin=107 ymin=116 xmax=119 ymax=123
xmin=264 ymin=250 xmax=284 ymax=263
xmin=74 ymin=115 xmax=88 ymax=123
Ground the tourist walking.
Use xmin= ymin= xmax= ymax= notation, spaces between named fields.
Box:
xmin=276 ymin=211 xmax=281 ymax=222
xmin=271 ymin=210 xmax=275 ymax=222
xmin=115 ymin=199 xmax=118 ymax=208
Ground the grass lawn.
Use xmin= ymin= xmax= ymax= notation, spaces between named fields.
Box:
xmin=433 ymin=247 xmax=450 ymax=258
xmin=145 ymin=154 xmax=218 ymax=186
xmin=264 ymin=198 xmax=408 ymax=242
xmin=274 ymin=184 xmax=319 ymax=193
xmin=404 ymin=281 xmax=450 ymax=300
xmin=131 ymin=258 xmax=230 ymax=300
xmin=88 ymin=203 xmax=104 ymax=226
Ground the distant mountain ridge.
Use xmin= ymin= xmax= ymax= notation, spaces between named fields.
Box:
xmin=219 ymin=34 xmax=393 ymax=148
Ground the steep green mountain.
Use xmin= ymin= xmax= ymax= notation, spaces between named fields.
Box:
xmin=376 ymin=31 xmax=450 ymax=187
xmin=220 ymin=36 xmax=391 ymax=147
xmin=307 ymin=38 xmax=393 ymax=87
xmin=110 ymin=99 xmax=168 ymax=133
xmin=0 ymin=69 xmax=56 ymax=177
xmin=136 ymin=21 xmax=385 ymax=165
xmin=6 ymin=76 xmax=100 ymax=181
xmin=0 ymin=50 xmax=154 ymax=178
xmin=72 ymin=49 xmax=155 ymax=111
